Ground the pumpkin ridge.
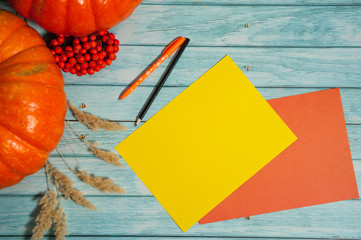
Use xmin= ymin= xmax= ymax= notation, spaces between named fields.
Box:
xmin=0 ymin=124 xmax=49 ymax=178
xmin=88 ymin=0 xmax=98 ymax=31
xmin=0 ymin=62 xmax=64 ymax=89
xmin=0 ymin=119 xmax=52 ymax=154
xmin=0 ymin=11 xmax=27 ymax=54
xmin=0 ymin=81 xmax=66 ymax=152
xmin=0 ymin=25 xmax=45 ymax=64
xmin=0 ymin=44 xmax=47 ymax=67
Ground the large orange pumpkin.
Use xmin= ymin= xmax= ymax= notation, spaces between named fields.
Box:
xmin=0 ymin=10 xmax=67 ymax=189
xmin=8 ymin=0 xmax=143 ymax=36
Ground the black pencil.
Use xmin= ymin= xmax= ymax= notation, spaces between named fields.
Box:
xmin=135 ymin=38 xmax=190 ymax=126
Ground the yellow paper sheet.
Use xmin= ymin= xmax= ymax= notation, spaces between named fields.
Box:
xmin=115 ymin=55 xmax=297 ymax=232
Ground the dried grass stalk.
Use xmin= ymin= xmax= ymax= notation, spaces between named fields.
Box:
xmin=53 ymin=205 xmax=68 ymax=240
xmin=68 ymin=101 xmax=127 ymax=132
xmin=32 ymin=190 xmax=57 ymax=240
xmin=84 ymin=140 xmax=123 ymax=167
xmin=48 ymin=162 xmax=97 ymax=211
xmin=76 ymin=170 xmax=125 ymax=194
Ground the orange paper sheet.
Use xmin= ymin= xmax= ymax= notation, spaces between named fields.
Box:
xmin=200 ymin=88 xmax=359 ymax=224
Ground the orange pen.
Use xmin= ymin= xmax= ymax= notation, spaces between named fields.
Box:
xmin=119 ymin=37 xmax=186 ymax=100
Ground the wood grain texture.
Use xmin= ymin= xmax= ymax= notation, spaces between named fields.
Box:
xmin=0 ymin=0 xmax=360 ymax=239
xmin=0 ymin=238 xmax=327 ymax=240
xmin=63 ymin=47 xmax=361 ymax=88
xmin=142 ymin=0 xmax=361 ymax=6
xmin=0 ymin=196 xmax=360 ymax=238
xmin=64 ymin=86 xmax=361 ymax=123
xmin=0 ymin=155 xmax=360 ymax=196
xmin=111 ymin=5 xmax=361 ymax=47
xmin=2 ymin=2 xmax=361 ymax=47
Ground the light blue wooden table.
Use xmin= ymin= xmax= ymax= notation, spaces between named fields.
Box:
xmin=1 ymin=0 xmax=361 ymax=239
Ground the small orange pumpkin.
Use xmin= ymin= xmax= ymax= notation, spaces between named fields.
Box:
xmin=8 ymin=0 xmax=143 ymax=36
xmin=0 ymin=10 xmax=67 ymax=189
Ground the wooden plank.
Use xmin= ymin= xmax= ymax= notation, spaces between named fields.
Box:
xmin=0 ymin=195 xmax=360 ymax=238
xmin=0 ymin=238 xmax=322 ymax=240
xmin=0 ymin=152 xmax=360 ymax=196
xmin=0 ymin=238 xmax=323 ymax=240
xmin=2 ymin=0 xmax=361 ymax=5
xmin=64 ymin=86 xmax=361 ymax=124
xmin=54 ymin=123 xmax=361 ymax=158
xmin=111 ymin=5 xmax=361 ymax=47
xmin=0 ymin=122 xmax=360 ymax=195
xmin=2 ymin=2 xmax=361 ymax=47
xmin=63 ymin=47 xmax=361 ymax=88
xmin=142 ymin=0 xmax=361 ymax=6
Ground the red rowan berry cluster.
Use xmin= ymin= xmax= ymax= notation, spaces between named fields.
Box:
xmin=48 ymin=30 xmax=119 ymax=76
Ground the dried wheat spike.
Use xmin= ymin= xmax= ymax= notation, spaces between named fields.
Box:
xmin=32 ymin=190 xmax=57 ymax=240
xmin=68 ymin=101 xmax=127 ymax=132
xmin=76 ymin=170 xmax=125 ymax=194
xmin=84 ymin=140 xmax=123 ymax=167
xmin=48 ymin=162 xmax=97 ymax=211
xmin=53 ymin=204 xmax=68 ymax=240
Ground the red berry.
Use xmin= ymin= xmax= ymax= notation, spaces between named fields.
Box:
xmin=76 ymin=54 xmax=85 ymax=63
xmin=51 ymin=39 xmax=59 ymax=46
xmin=62 ymin=68 xmax=69 ymax=72
xmin=89 ymin=34 xmax=96 ymax=41
xmin=108 ymin=33 xmax=115 ymax=40
xmin=80 ymin=36 xmax=88 ymax=42
xmin=54 ymin=46 xmax=62 ymax=54
xmin=54 ymin=55 xmax=60 ymax=63
xmin=89 ymin=61 xmax=96 ymax=68
xmin=65 ymin=46 xmax=73 ymax=52
xmin=102 ymin=35 xmax=108 ymax=42
xmin=94 ymin=66 xmax=101 ymax=72
xmin=96 ymin=45 xmax=102 ymax=52
xmin=105 ymin=45 xmax=114 ymax=53
xmin=66 ymin=51 xmax=74 ymax=58
xmin=76 ymin=72 xmax=83 ymax=76
xmin=57 ymin=36 xmax=65 ymax=44
xmin=101 ymin=50 xmax=107 ymax=57
xmin=84 ymin=53 xmax=91 ymax=62
xmin=51 ymin=50 xmax=56 ymax=55
xmin=90 ymin=48 xmax=97 ymax=55
xmin=74 ymin=49 xmax=79 ymax=54
xmin=64 ymin=63 xmax=71 ymax=69
xmin=90 ymin=40 xmax=97 ymax=48
xmin=106 ymin=39 xmax=114 ymax=45
xmin=70 ymin=68 xmax=77 ymax=74
xmin=113 ymin=45 xmax=119 ymax=53
xmin=80 ymin=49 xmax=87 ymax=54
xmin=74 ymin=43 xmax=82 ymax=51
xmin=80 ymin=69 xmax=88 ymax=75
xmin=113 ymin=39 xmax=119 ymax=45
xmin=81 ymin=61 xmax=89 ymax=69
xmin=98 ymin=53 xmax=104 ymax=60
xmin=105 ymin=59 xmax=112 ymax=65
xmin=98 ymin=30 xmax=106 ymax=36
xmin=58 ymin=62 xmax=65 ymax=68
xmin=96 ymin=59 xmax=104 ymax=66
xmin=88 ymin=68 xmax=95 ymax=75
xmin=92 ymin=54 xmax=99 ymax=61
xmin=75 ymin=63 xmax=82 ymax=71
xmin=60 ymin=54 xmax=68 ymax=62
xmin=73 ymin=38 xmax=80 ymax=44
xmin=68 ymin=57 xmax=77 ymax=66
xmin=108 ymin=52 xmax=116 ymax=60
xmin=83 ymin=42 xmax=91 ymax=50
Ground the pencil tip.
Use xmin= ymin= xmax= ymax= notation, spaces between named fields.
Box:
xmin=135 ymin=118 xmax=142 ymax=126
